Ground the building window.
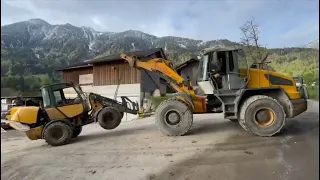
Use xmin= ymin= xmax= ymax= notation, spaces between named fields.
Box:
xmin=79 ymin=74 xmax=93 ymax=85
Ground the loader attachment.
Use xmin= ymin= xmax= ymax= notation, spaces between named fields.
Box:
xmin=119 ymin=96 xmax=140 ymax=114
xmin=89 ymin=93 xmax=139 ymax=115
xmin=1 ymin=119 xmax=30 ymax=131
xmin=2 ymin=119 xmax=43 ymax=140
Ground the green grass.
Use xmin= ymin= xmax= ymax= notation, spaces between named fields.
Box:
xmin=308 ymin=87 xmax=319 ymax=101
xmin=151 ymin=95 xmax=171 ymax=110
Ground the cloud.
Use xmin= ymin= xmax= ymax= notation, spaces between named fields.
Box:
xmin=1 ymin=0 xmax=319 ymax=48
xmin=280 ymin=18 xmax=319 ymax=46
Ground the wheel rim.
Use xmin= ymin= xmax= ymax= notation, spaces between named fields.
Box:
xmin=103 ymin=112 xmax=116 ymax=126
xmin=254 ymin=107 xmax=276 ymax=128
xmin=165 ymin=110 xmax=181 ymax=126
xmin=50 ymin=126 xmax=64 ymax=140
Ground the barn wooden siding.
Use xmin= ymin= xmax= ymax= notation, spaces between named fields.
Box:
xmin=93 ymin=62 xmax=141 ymax=86
xmin=62 ymin=67 xmax=93 ymax=85
xmin=178 ymin=61 xmax=199 ymax=86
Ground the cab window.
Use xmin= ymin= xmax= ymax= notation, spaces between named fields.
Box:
xmin=41 ymin=88 xmax=51 ymax=108
xmin=53 ymin=90 xmax=65 ymax=106
xmin=53 ymin=91 xmax=62 ymax=102
xmin=53 ymin=87 xmax=82 ymax=106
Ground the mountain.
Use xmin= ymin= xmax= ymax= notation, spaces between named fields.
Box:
xmin=1 ymin=18 xmax=239 ymax=66
xmin=305 ymin=39 xmax=319 ymax=49
xmin=1 ymin=19 xmax=319 ymax=95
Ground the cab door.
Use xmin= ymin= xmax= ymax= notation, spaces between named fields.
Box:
xmin=41 ymin=86 xmax=84 ymax=120
xmin=226 ymin=50 xmax=247 ymax=90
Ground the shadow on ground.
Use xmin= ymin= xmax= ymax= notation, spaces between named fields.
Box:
xmin=71 ymin=123 xmax=157 ymax=144
xmin=146 ymin=111 xmax=319 ymax=180
xmin=187 ymin=119 xmax=241 ymax=136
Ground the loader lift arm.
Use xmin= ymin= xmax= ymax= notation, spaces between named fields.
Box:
xmin=120 ymin=53 xmax=207 ymax=137
xmin=119 ymin=54 xmax=196 ymax=97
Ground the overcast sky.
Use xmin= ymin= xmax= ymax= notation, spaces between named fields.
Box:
xmin=1 ymin=0 xmax=319 ymax=48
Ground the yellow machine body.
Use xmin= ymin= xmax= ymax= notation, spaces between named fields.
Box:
xmin=4 ymin=106 xmax=43 ymax=140
xmin=240 ymin=68 xmax=302 ymax=100
xmin=7 ymin=106 xmax=39 ymax=124
xmin=45 ymin=104 xmax=84 ymax=120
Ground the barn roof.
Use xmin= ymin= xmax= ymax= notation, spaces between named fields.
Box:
xmin=90 ymin=48 xmax=167 ymax=64
xmin=55 ymin=48 xmax=167 ymax=71
xmin=174 ymin=58 xmax=199 ymax=70
xmin=55 ymin=61 xmax=93 ymax=71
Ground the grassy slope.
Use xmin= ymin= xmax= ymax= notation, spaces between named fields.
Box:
xmin=308 ymin=87 xmax=319 ymax=101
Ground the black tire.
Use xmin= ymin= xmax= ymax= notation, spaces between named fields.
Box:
xmin=43 ymin=121 xmax=73 ymax=146
xmin=239 ymin=95 xmax=286 ymax=137
xmin=72 ymin=126 xmax=82 ymax=138
xmin=120 ymin=112 xmax=124 ymax=119
xmin=98 ymin=107 xmax=122 ymax=130
xmin=299 ymin=85 xmax=309 ymax=99
xmin=228 ymin=118 xmax=238 ymax=123
xmin=155 ymin=98 xmax=193 ymax=136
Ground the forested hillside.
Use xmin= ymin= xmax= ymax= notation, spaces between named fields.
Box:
xmin=268 ymin=48 xmax=319 ymax=84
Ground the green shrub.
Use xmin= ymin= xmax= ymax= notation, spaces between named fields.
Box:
xmin=150 ymin=95 xmax=172 ymax=110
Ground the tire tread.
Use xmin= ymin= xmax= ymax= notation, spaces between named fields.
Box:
xmin=239 ymin=95 xmax=286 ymax=137
xmin=43 ymin=121 xmax=73 ymax=146
xmin=155 ymin=97 xmax=193 ymax=136
xmin=98 ymin=107 xmax=122 ymax=130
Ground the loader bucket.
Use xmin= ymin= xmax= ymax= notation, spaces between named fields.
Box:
xmin=25 ymin=126 xmax=43 ymax=140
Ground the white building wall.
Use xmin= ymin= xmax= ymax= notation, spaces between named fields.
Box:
xmin=64 ymin=83 xmax=141 ymax=121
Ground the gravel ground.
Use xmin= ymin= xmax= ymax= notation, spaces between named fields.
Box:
xmin=1 ymin=100 xmax=318 ymax=180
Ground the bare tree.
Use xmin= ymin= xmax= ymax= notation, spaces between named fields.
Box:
xmin=240 ymin=18 xmax=269 ymax=66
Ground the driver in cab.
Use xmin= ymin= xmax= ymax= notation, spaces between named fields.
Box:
xmin=211 ymin=56 xmax=222 ymax=79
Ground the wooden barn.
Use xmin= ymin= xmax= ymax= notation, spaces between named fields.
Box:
xmin=175 ymin=58 xmax=200 ymax=86
xmin=55 ymin=48 xmax=168 ymax=121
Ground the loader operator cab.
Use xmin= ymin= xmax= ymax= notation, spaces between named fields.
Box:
xmin=197 ymin=47 xmax=248 ymax=94
xmin=40 ymin=83 xmax=90 ymax=113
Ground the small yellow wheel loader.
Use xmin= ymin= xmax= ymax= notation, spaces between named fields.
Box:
xmin=120 ymin=46 xmax=308 ymax=137
xmin=3 ymin=83 xmax=139 ymax=146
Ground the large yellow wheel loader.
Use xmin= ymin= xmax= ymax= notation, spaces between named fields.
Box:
xmin=3 ymin=83 xmax=139 ymax=146
xmin=120 ymin=46 xmax=308 ymax=137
